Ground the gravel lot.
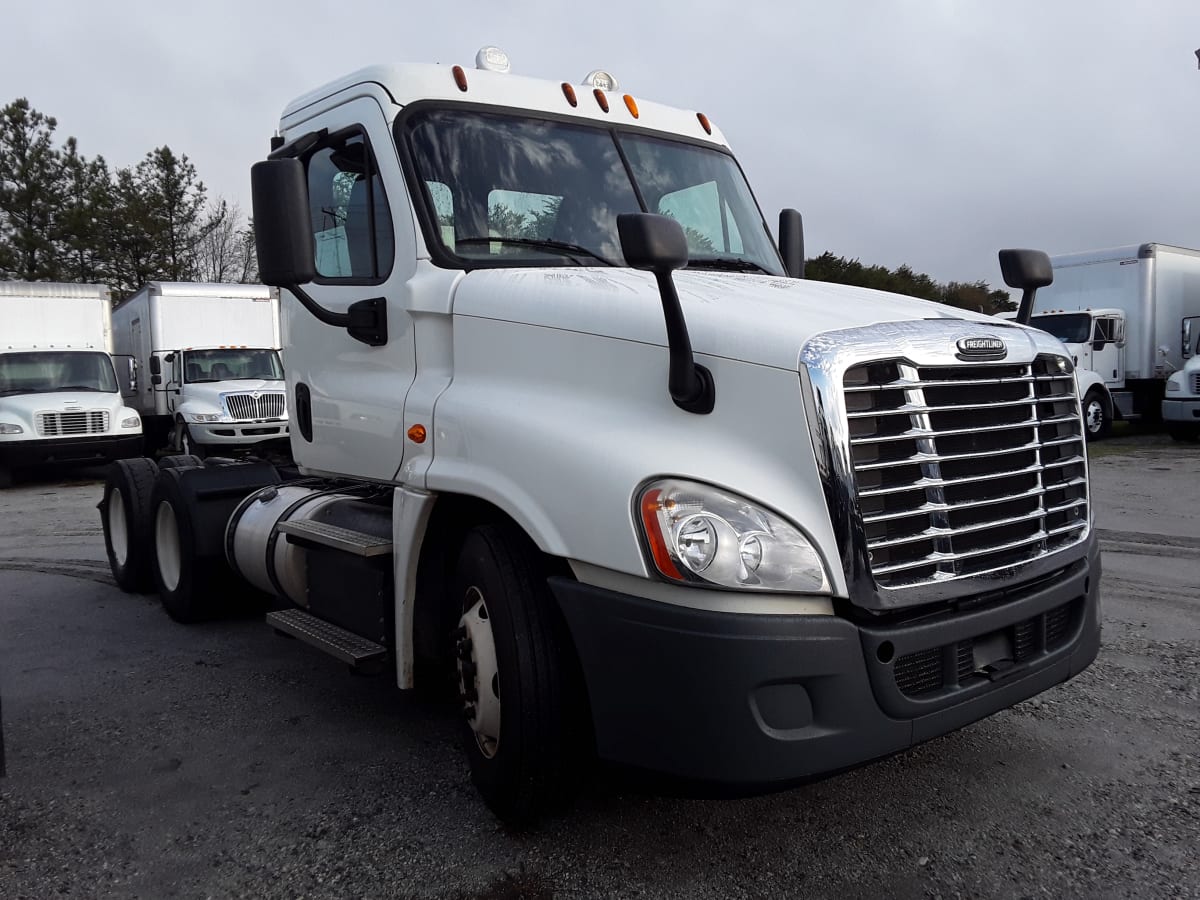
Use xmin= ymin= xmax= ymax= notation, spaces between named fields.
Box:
xmin=1 ymin=435 xmax=1198 ymax=899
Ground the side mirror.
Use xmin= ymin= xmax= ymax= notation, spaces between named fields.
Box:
xmin=127 ymin=358 xmax=138 ymax=395
xmin=998 ymin=248 xmax=1053 ymax=325
xmin=619 ymin=212 xmax=688 ymax=271
xmin=251 ymin=158 xmax=316 ymax=286
xmin=151 ymin=374 xmax=162 ymax=386
xmin=150 ymin=356 xmax=162 ymax=375
xmin=778 ymin=209 xmax=804 ymax=279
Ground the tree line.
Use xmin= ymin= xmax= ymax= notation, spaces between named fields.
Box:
xmin=806 ymin=251 xmax=1016 ymax=316
xmin=0 ymin=98 xmax=256 ymax=302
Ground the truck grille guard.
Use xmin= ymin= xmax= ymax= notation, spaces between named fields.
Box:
xmin=802 ymin=320 xmax=1092 ymax=611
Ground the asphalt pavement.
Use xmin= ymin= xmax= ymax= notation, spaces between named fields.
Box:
xmin=0 ymin=440 xmax=1197 ymax=899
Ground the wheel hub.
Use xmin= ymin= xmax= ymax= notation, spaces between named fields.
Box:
xmin=457 ymin=586 xmax=500 ymax=758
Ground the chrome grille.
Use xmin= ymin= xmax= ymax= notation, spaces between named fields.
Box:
xmin=223 ymin=392 xmax=286 ymax=420
xmin=1192 ymin=372 xmax=1200 ymax=394
xmin=36 ymin=410 xmax=109 ymax=436
xmin=843 ymin=355 xmax=1089 ymax=589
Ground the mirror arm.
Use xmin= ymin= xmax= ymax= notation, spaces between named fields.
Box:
xmin=287 ymin=284 xmax=388 ymax=347
xmin=653 ymin=271 xmax=715 ymax=414
xmin=1015 ymin=287 xmax=1037 ymax=325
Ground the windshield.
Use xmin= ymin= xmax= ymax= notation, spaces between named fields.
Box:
xmin=182 ymin=349 xmax=283 ymax=384
xmin=401 ymin=108 xmax=785 ymax=275
xmin=1030 ymin=313 xmax=1092 ymax=344
xmin=0 ymin=351 xmax=118 ymax=396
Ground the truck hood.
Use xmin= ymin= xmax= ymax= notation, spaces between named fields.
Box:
xmin=0 ymin=391 xmax=125 ymax=417
xmin=452 ymin=268 xmax=1005 ymax=370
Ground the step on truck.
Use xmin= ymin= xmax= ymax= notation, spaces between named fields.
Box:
xmin=0 ymin=281 xmax=143 ymax=487
xmin=1023 ymin=243 xmax=1200 ymax=432
xmin=110 ymin=282 xmax=288 ymax=458
xmin=99 ymin=48 xmax=1102 ymax=822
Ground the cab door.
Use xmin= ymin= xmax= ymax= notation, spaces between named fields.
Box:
xmin=1090 ymin=316 xmax=1122 ymax=386
xmin=280 ymin=95 xmax=418 ymax=481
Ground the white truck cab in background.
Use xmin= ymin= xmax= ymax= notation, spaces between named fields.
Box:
xmin=101 ymin=49 xmax=1102 ymax=822
xmin=111 ymin=283 xmax=288 ymax=458
xmin=1028 ymin=244 xmax=1200 ymax=432
xmin=1163 ymin=343 xmax=1200 ymax=439
xmin=0 ymin=282 xmax=142 ymax=487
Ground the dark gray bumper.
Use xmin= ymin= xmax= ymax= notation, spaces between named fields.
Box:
xmin=551 ymin=536 xmax=1101 ymax=785
xmin=0 ymin=434 xmax=143 ymax=467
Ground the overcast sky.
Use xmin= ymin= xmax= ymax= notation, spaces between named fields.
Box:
xmin=6 ymin=0 xmax=1200 ymax=290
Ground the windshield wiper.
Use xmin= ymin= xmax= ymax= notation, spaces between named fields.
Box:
xmin=56 ymin=385 xmax=106 ymax=392
xmin=686 ymin=257 xmax=771 ymax=274
xmin=456 ymin=237 xmax=615 ymax=266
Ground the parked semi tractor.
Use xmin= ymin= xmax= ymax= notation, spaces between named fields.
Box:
xmin=1024 ymin=243 xmax=1200 ymax=431
xmin=98 ymin=50 xmax=1101 ymax=822
xmin=0 ymin=281 xmax=142 ymax=487
xmin=111 ymin=282 xmax=288 ymax=458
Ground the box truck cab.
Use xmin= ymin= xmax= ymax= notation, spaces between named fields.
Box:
xmin=1163 ymin=325 xmax=1200 ymax=439
xmin=0 ymin=282 xmax=143 ymax=487
xmin=111 ymin=283 xmax=288 ymax=457
xmin=100 ymin=49 xmax=1101 ymax=822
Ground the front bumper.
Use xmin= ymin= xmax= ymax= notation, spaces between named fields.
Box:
xmin=1161 ymin=398 xmax=1200 ymax=423
xmin=551 ymin=535 xmax=1101 ymax=786
xmin=0 ymin=433 xmax=143 ymax=467
xmin=189 ymin=420 xmax=289 ymax=446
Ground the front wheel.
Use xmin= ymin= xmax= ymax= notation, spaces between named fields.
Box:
xmin=452 ymin=524 xmax=587 ymax=824
xmin=1081 ymin=389 xmax=1111 ymax=441
xmin=179 ymin=425 xmax=208 ymax=460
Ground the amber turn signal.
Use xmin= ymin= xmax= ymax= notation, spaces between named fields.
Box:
xmin=407 ymin=424 xmax=427 ymax=444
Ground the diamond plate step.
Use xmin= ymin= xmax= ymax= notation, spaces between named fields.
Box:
xmin=267 ymin=608 xmax=387 ymax=668
xmin=277 ymin=519 xmax=393 ymax=557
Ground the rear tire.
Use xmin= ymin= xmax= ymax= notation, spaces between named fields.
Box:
xmin=452 ymin=523 xmax=586 ymax=824
xmin=158 ymin=454 xmax=205 ymax=470
xmin=150 ymin=468 xmax=226 ymax=622
xmin=1081 ymin=389 xmax=1111 ymax=441
xmin=100 ymin=458 xmax=160 ymax=592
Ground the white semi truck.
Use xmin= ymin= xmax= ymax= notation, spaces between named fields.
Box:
xmin=0 ymin=281 xmax=143 ymax=487
xmin=1023 ymin=243 xmax=1200 ymax=432
xmin=98 ymin=50 xmax=1101 ymax=822
xmin=111 ymin=282 xmax=288 ymax=458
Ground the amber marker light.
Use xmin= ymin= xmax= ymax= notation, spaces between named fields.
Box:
xmin=640 ymin=488 xmax=683 ymax=580
xmin=696 ymin=112 xmax=712 ymax=134
xmin=452 ymin=65 xmax=469 ymax=92
xmin=407 ymin=424 xmax=427 ymax=444
xmin=561 ymin=82 xmax=578 ymax=107
xmin=593 ymin=89 xmax=610 ymax=113
xmin=623 ymin=94 xmax=639 ymax=118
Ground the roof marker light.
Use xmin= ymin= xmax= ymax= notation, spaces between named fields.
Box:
xmin=593 ymin=89 xmax=610 ymax=113
xmin=623 ymin=94 xmax=639 ymax=118
xmin=452 ymin=65 xmax=468 ymax=92
xmin=561 ymin=82 xmax=578 ymax=107
xmin=697 ymin=112 xmax=712 ymax=134
xmin=475 ymin=46 xmax=511 ymax=73
xmin=583 ymin=69 xmax=619 ymax=91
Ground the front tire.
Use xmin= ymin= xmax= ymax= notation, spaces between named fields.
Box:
xmin=100 ymin=458 xmax=160 ymax=592
xmin=179 ymin=425 xmax=208 ymax=460
xmin=452 ymin=524 xmax=586 ymax=824
xmin=1082 ymin=389 xmax=1111 ymax=441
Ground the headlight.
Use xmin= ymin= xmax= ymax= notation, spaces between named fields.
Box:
xmin=1166 ymin=375 xmax=1183 ymax=393
xmin=638 ymin=478 xmax=830 ymax=593
xmin=0 ymin=423 xmax=23 ymax=435
xmin=187 ymin=413 xmax=222 ymax=423
xmin=121 ymin=416 xmax=140 ymax=428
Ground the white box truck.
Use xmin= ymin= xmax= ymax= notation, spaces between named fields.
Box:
xmin=98 ymin=49 xmax=1101 ymax=823
xmin=0 ymin=281 xmax=143 ymax=487
xmin=111 ymin=282 xmax=288 ymax=457
xmin=1025 ymin=243 xmax=1200 ymax=427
